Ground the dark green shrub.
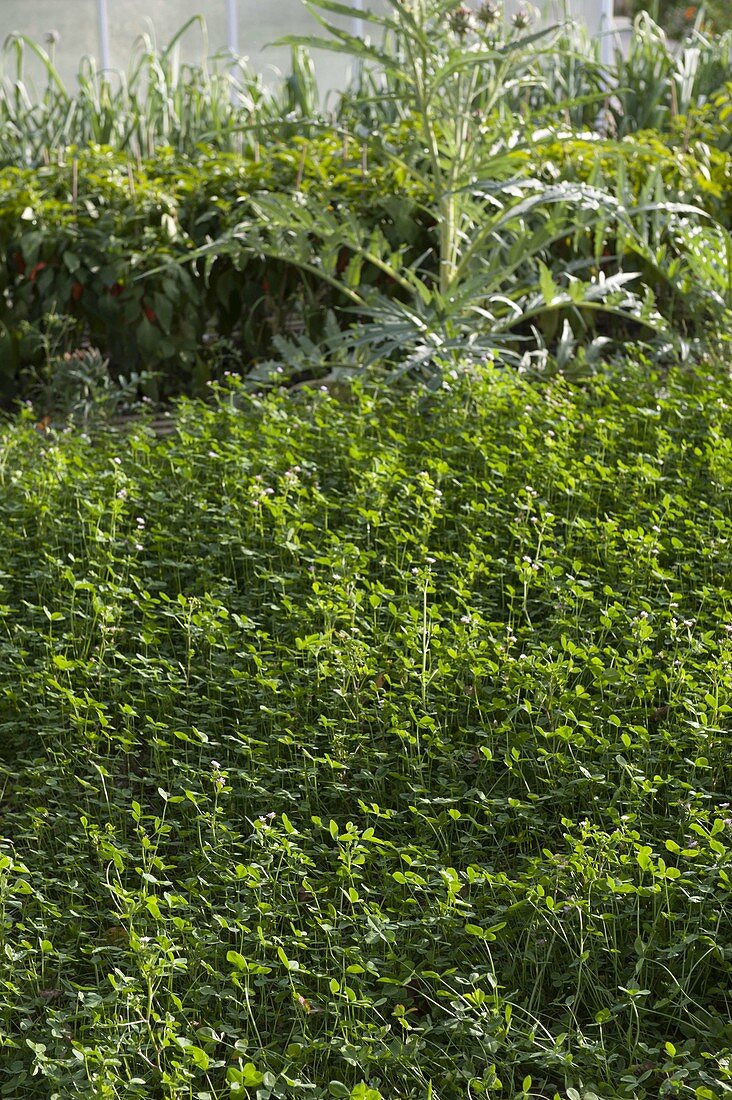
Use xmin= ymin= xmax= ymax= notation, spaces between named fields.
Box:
xmin=0 ymin=139 xmax=432 ymax=403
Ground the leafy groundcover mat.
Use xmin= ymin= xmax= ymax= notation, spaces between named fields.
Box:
xmin=0 ymin=359 xmax=730 ymax=1099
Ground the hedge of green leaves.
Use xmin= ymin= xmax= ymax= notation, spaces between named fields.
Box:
xmin=0 ymin=356 xmax=730 ymax=1098
xmin=1 ymin=126 xmax=730 ymax=404
xmin=0 ymin=137 xmax=426 ymax=403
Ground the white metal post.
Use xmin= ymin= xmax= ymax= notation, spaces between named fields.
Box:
xmin=353 ymin=0 xmax=365 ymax=40
xmin=599 ymin=0 xmax=614 ymax=70
xmin=226 ymin=0 xmax=238 ymax=56
xmin=97 ymin=0 xmax=110 ymax=70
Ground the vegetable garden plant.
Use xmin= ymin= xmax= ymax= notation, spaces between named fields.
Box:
xmin=0 ymin=3 xmax=730 ymax=401
xmin=0 ymin=4 xmax=731 ymax=1097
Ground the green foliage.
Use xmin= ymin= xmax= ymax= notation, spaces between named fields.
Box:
xmin=0 ymin=11 xmax=730 ymax=399
xmin=269 ymin=0 xmax=658 ymax=371
xmin=532 ymin=132 xmax=732 ymax=332
xmin=0 ymin=356 xmax=731 ymax=1096
xmin=0 ymin=9 xmax=729 ymax=170
xmin=0 ymin=19 xmax=320 ymax=164
xmin=0 ymin=152 xmax=204 ymax=402
xmin=632 ymin=0 xmax=732 ymax=37
xmin=333 ymin=6 xmax=732 ymax=147
xmin=198 ymin=0 xmax=730 ymax=381
xmin=0 ymin=140 xmax=425 ymax=402
xmin=681 ymin=82 xmax=732 ymax=154
xmin=537 ymin=131 xmax=732 ymax=225
xmin=609 ymin=10 xmax=732 ymax=136
xmin=0 ymin=126 xmax=728 ymax=400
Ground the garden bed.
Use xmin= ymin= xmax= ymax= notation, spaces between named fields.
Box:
xmin=0 ymin=357 xmax=730 ymax=1098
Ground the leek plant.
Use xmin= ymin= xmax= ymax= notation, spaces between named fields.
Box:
xmin=0 ymin=10 xmax=729 ymax=164
xmin=0 ymin=17 xmax=321 ymax=164
xmin=611 ymin=9 xmax=732 ymax=134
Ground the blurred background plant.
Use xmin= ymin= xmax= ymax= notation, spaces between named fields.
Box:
xmin=609 ymin=8 xmax=732 ymax=134
xmin=0 ymin=16 xmax=321 ymax=165
xmin=628 ymin=0 xmax=732 ymax=36
xmin=1 ymin=7 xmax=729 ymax=164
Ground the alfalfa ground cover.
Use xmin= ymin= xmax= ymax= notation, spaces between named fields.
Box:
xmin=0 ymin=355 xmax=730 ymax=1100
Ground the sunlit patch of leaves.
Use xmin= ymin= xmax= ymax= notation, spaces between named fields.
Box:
xmin=0 ymin=354 xmax=731 ymax=1098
